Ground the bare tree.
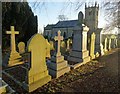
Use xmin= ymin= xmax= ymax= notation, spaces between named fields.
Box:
xmin=103 ymin=1 xmax=120 ymax=32
xmin=57 ymin=15 xmax=68 ymax=21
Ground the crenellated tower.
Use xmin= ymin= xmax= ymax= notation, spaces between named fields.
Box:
xmin=85 ymin=2 xmax=99 ymax=31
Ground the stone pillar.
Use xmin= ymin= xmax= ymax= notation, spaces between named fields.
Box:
xmin=68 ymin=24 xmax=90 ymax=63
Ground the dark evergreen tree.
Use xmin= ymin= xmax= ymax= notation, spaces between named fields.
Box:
xmin=2 ymin=2 xmax=38 ymax=50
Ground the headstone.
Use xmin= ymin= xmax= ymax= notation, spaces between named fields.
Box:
xmin=100 ymin=43 xmax=104 ymax=55
xmin=6 ymin=26 xmax=23 ymax=66
xmin=66 ymin=39 xmax=70 ymax=51
xmin=26 ymin=34 xmax=51 ymax=92
xmin=46 ymin=39 xmax=51 ymax=58
xmin=47 ymin=30 xmax=70 ymax=78
xmin=111 ymin=39 xmax=115 ymax=48
xmin=49 ymin=41 xmax=54 ymax=50
xmin=60 ymin=41 xmax=66 ymax=55
xmin=90 ymin=32 xmax=96 ymax=59
xmin=104 ymin=38 xmax=108 ymax=52
xmin=68 ymin=24 xmax=90 ymax=63
xmin=108 ymin=38 xmax=111 ymax=51
xmin=18 ymin=42 xmax=25 ymax=54
xmin=95 ymin=29 xmax=102 ymax=55
xmin=115 ymin=39 xmax=118 ymax=48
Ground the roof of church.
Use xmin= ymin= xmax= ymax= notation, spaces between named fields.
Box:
xmin=44 ymin=24 xmax=55 ymax=30
xmin=54 ymin=20 xmax=79 ymax=28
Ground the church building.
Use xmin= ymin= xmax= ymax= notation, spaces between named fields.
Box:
xmin=43 ymin=2 xmax=102 ymax=54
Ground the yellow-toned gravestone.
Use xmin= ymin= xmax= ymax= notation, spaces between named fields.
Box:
xmin=46 ymin=39 xmax=51 ymax=58
xmin=90 ymin=32 xmax=96 ymax=59
xmin=18 ymin=42 xmax=25 ymax=54
xmin=49 ymin=41 xmax=54 ymax=50
xmin=60 ymin=41 xmax=66 ymax=54
xmin=104 ymin=38 xmax=108 ymax=52
xmin=108 ymin=38 xmax=111 ymax=51
xmin=6 ymin=26 xmax=23 ymax=66
xmin=66 ymin=39 xmax=70 ymax=51
xmin=27 ymin=34 xmax=51 ymax=92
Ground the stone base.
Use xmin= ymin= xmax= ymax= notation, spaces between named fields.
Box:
xmin=68 ymin=50 xmax=90 ymax=63
xmin=47 ymin=55 xmax=70 ymax=78
xmin=23 ymin=75 xmax=51 ymax=92
xmin=8 ymin=51 xmax=23 ymax=66
xmin=48 ymin=66 xmax=70 ymax=78
xmin=68 ymin=55 xmax=90 ymax=63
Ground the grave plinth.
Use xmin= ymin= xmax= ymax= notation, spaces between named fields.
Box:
xmin=47 ymin=31 xmax=70 ymax=78
xmin=6 ymin=26 xmax=23 ymax=66
xmin=68 ymin=24 xmax=90 ymax=63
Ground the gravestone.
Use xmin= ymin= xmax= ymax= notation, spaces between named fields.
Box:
xmin=49 ymin=41 xmax=54 ymax=50
xmin=90 ymin=32 xmax=95 ymax=59
xmin=66 ymin=39 xmax=70 ymax=51
xmin=95 ymin=28 xmax=102 ymax=55
xmin=47 ymin=30 xmax=70 ymax=78
xmin=111 ymin=39 xmax=115 ymax=48
xmin=18 ymin=42 xmax=25 ymax=54
xmin=115 ymin=38 xmax=118 ymax=48
xmin=100 ymin=43 xmax=104 ymax=55
xmin=26 ymin=34 xmax=51 ymax=92
xmin=6 ymin=26 xmax=23 ymax=66
xmin=60 ymin=41 xmax=66 ymax=55
xmin=104 ymin=38 xmax=108 ymax=52
xmin=68 ymin=24 xmax=90 ymax=63
xmin=46 ymin=39 xmax=51 ymax=58
xmin=108 ymin=38 xmax=111 ymax=51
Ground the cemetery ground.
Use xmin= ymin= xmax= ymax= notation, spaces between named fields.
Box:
xmin=2 ymin=48 xmax=119 ymax=93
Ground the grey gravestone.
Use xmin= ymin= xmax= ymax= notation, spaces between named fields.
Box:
xmin=68 ymin=24 xmax=90 ymax=63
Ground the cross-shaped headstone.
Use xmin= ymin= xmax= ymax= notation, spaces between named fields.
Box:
xmin=54 ymin=30 xmax=63 ymax=56
xmin=6 ymin=26 xmax=19 ymax=53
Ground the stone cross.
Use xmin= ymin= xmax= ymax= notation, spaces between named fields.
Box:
xmin=6 ymin=26 xmax=23 ymax=66
xmin=6 ymin=26 xmax=19 ymax=53
xmin=54 ymin=30 xmax=63 ymax=56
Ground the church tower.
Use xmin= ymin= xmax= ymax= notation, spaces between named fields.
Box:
xmin=85 ymin=2 xmax=99 ymax=31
